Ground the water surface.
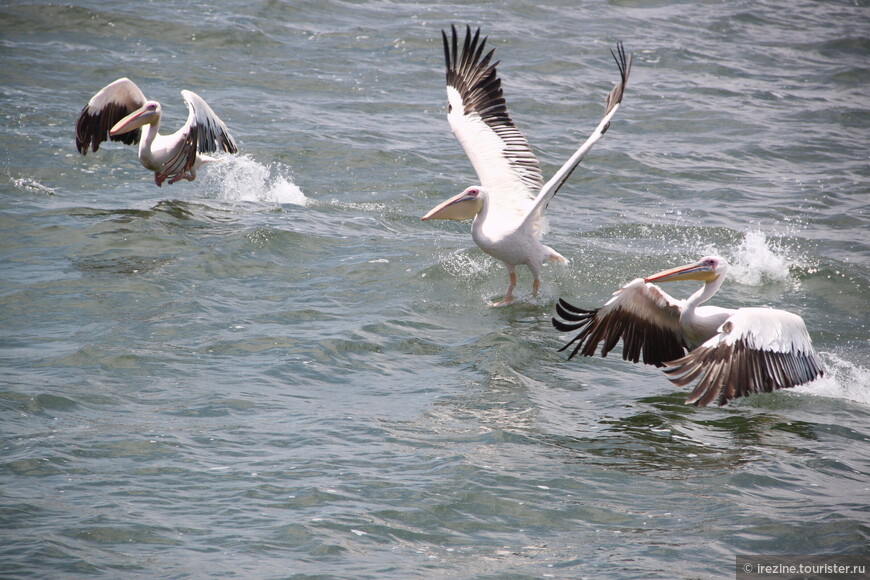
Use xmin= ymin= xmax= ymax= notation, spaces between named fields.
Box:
xmin=1 ymin=0 xmax=868 ymax=578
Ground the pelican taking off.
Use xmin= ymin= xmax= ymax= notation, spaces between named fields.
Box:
xmin=75 ymin=78 xmax=238 ymax=186
xmin=553 ymin=256 xmax=823 ymax=406
xmin=422 ymin=25 xmax=631 ymax=306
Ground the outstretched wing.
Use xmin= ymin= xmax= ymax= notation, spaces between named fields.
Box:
xmin=155 ymin=90 xmax=238 ymax=186
xmin=664 ymin=307 xmax=824 ymax=406
xmin=75 ymin=77 xmax=147 ymax=154
xmin=181 ymin=90 xmax=238 ymax=155
xmin=444 ymin=24 xmax=544 ymax=217
xmin=521 ymin=42 xmax=631 ymax=230
xmin=553 ymin=278 xmax=686 ymax=367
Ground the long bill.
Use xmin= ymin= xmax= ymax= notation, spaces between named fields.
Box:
xmin=421 ymin=191 xmax=483 ymax=221
xmin=644 ymin=259 xmax=718 ymax=283
xmin=110 ymin=106 xmax=157 ymax=136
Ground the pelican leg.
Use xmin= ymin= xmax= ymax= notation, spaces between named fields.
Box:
xmin=164 ymin=152 xmax=207 ymax=185
xmin=492 ymin=266 xmax=517 ymax=307
xmin=180 ymin=171 xmax=196 ymax=183
xmin=167 ymin=170 xmax=196 ymax=185
xmin=532 ymin=277 xmax=540 ymax=298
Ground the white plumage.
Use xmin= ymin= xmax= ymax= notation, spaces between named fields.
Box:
xmin=76 ymin=78 xmax=238 ymax=186
xmin=423 ymin=25 xmax=631 ymax=305
xmin=553 ymin=256 xmax=823 ymax=406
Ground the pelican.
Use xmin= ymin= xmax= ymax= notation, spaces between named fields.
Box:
xmin=553 ymin=256 xmax=824 ymax=406
xmin=75 ymin=78 xmax=238 ymax=186
xmin=422 ymin=25 xmax=631 ymax=306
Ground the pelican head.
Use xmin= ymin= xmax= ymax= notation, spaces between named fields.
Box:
xmin=110 ymin=101 xmax=161 ymax=136
xmin=421 ymin=186 xmax=485 ymax=221
xmin=644 ymin=255 xmax=727 ymax=284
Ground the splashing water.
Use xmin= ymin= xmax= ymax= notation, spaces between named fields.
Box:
xmin=13 ymin=177 xmax=56 ymax=195
xmin=200 ymin=155 xmax=307 ymax=206
xmin=792 ymin=353 xmax=870 ymax=406
xmin=439 ymin=249 xmax=494 ymax=280
xmin=707 ymin=231 xmax=799 ymax=286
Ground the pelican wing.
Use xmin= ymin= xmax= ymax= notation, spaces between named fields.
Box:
xmin=522 ymin=42 xmax=631 ymax=230
xmin=665 ymin=307 xmax=824 ymax=406
xmin=444 ymin=25 xmax=544 ymax=216
xmin=75 ymin=78 xmax=147 ymax=154
xmin=154 ymin=90 xmax=238 ymax=186
xmin=553 ymin=278 xmax=686 ymax=366
xmin=181 ymin=90 xmax=238 ymax=155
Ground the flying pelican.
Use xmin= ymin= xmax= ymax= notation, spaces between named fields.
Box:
xmin=75 ymin=78 xmax=238 ymax=186
xmin=422 ymin=26 xmax=631 ymax=306
xmin=552 ymin=256 xmax=823 ymax=406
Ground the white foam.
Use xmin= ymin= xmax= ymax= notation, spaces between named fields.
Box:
xmin=200 ymin=155 xmax=307 ymax=206
xmin=792 ymin=353 xmax=870 ymax=406
xmin=703 ymin=230 xmax=800 ymax=286
xmin=13 ymin=177 xmax=56 ymax=195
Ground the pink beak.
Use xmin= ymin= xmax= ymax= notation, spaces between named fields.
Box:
xmin=421 ymin=191 xmax=483 ymax=221
xmin=644 ymin=259 xmax=716 ymax=283
xmin=110 ymin=106 xmax=156 ymax=136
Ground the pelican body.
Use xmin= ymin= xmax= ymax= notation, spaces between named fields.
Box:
xmin=553 ymin=256 xmax=823 ymax=406
xmin=76 ymin=78 xmax=238 ymax=186
xmin=422 ymin=26 xmax=631 ymax=306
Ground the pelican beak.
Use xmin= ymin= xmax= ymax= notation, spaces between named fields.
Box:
xmin=110 ymin=106 xmax=156 ymax=136
xmin=421 ymin=191 xmax=483 ymax=221
xmin=644 ymin=259 xmax=718 ymax=283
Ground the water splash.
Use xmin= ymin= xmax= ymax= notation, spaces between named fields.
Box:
xmin=707 ymin=231 xmax=800 ymax=286
xmin=792 ymin=353 xmax=870 ymax=406
xmin=12 ymin=177 xmax=56 ymax=195
xmin=200 ymin=155 xmax=307 ymax=206
xmin=439 ymin=249 xmax=494 ymax=279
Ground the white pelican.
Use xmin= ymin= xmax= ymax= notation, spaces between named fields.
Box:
xmin=75 ymin=78 xmax=238 ymax=186
xmin=422 ymin=25 xmax=631 ymax=306
xmin=553 ymin=256 xmax=824 ymax=406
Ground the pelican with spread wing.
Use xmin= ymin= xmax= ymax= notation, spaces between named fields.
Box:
xmin=422 ymin=25 xmax=631 ymax=306
xmin=553 ymin=256 xmax=824 ymax=406
xmin=76 ymin=78 xmax=238 ymax=186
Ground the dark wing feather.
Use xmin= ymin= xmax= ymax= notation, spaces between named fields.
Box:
xmin=75 ymin=78 xmax=146 ymax=154
xmin=444 ymin=24 xmax=544 ymax=196
xmin=181 ymin=90 xmax=238 ymax=155
xmin=553 ymin=279 xmax=686 ymax=367
xmin=603 ymin=42 xmax=631 ymax=127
